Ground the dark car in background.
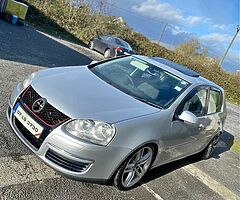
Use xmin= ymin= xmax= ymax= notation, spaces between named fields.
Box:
xmin=88 ymin=35 xmax=134 ymax=58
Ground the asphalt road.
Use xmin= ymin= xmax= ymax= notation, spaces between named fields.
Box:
xmin=0 ymin=21 xmax=239 ymax=200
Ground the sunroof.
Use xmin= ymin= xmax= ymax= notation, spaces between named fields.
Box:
xmin=151 ymin=57 xmax=200 ymax=77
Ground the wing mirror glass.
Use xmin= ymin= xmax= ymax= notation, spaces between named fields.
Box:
xmin=178 ymin=111 xmax=198 ymax=124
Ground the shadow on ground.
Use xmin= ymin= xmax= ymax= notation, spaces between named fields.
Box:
xmin=0 ymin=21 xmax=92 ymax=67
xmin=220 ymin=130 xmax=235 ymax=148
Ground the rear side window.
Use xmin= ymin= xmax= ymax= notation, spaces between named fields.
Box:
xmin=207 ymin=90 xmax=222 ymax=114
xmin=101 ymin=36 xmax=113 ymax=43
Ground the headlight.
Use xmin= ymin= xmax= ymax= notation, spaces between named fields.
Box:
xmin=20 ymin=72 xmax=36 ymax=90
xmin=64 ymin=119 xmax=116 ymax=146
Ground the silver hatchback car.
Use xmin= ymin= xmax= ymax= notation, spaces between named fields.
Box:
xmin=7 ymin=55 xmax=227 ymax=190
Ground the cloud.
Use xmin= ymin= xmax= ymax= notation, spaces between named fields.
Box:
xmin=170 ymin=25 xmax=191 ymax=35
xmin=158 ymin=25 xmax=196 ymax=46
xmin=199 ymin=33 xmax=232 ymax=43
xmin=211 ymin=23 xmax=235 ymax=31
xmin=186 ymin=16 xmax=206 ymax=25
xmin=212 ymin=24 xmax=227 ymax=30
xmin=132 ymin=0 xmax=209 ymax=25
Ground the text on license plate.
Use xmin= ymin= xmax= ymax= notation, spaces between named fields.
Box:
xmin=13 ymin=103 xmax=44 ymax=139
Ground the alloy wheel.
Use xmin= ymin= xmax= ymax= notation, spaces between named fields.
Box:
xmin=104 ymin=49 xmax=111 ymax=58
xmin=89 ymin=41 xmax=94 ymax=50
xmin=121 ymin=146 xmax=153 ymax=188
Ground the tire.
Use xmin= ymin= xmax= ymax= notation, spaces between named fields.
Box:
xmin=88 ymin=41 xmax=94 ymax=50
xmin=104 ymin=49 xmax=111 ymax=59
xmin=200 ymin=134 xmax=220 ymax=160
xmin=113 ymin=145 xmax=154 ymax=190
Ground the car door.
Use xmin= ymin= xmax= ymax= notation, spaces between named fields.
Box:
xmin=166 ymin=86 xmax=209 ymax=160
xmin=103 ymin=36 xmax=115 ymax=52
xmin=199 ymin=87 xmax=223 ymax=145
xmin=93 ymin=36 xmax=107 ymax=53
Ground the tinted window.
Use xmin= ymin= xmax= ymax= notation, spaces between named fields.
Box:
xmin=207 ymin=90 xmax=222 ymax=114
xmin=182 ymin=89 xmax=207 ymax=117
xmin=102 ymin=36 xmax=113 ymax=43
xmin=90 ymin=56 xmax=189 ymax=108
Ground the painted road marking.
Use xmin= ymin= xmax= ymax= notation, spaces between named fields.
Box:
xmin=0 ymin=155 xmax=165 ymax=200
xmin=183 ymin=164 xmax=240 ymax=200
xmin=142 ymin=183 xmax=164 ymax=200
xmin=218 ymin=140 xmax=240 ymax=169
xmin=0 ymin=155 xmax=60 ymax=188
xmin=0 ymin=154 xmax=239 ymax=200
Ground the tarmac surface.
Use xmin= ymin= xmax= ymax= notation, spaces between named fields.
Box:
xmin=0 ymin=21 xmax=239 ymax=200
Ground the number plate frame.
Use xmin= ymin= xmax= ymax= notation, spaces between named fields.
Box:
xmin=13 ymin=103 xmax=44 ymax=139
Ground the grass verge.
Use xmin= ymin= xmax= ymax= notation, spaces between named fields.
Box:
xmin=231 ymin=139 xmax=240 ymax=154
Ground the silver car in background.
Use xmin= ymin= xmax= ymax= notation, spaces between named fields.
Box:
xmin=7 ymin=55 xmax=227 ymax=190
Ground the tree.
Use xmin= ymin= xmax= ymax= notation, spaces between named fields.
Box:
xmin=175 ymin=39 xmax=208 ymax=57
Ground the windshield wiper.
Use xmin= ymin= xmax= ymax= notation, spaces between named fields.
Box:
xmin=132 ymin=96 xmax=163 ymax=109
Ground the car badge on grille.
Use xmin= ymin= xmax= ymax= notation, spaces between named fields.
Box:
xmin=32 ymin=98 xmax=47 ymax=113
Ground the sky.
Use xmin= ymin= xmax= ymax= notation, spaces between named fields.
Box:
xmin=108 ymin=0 xmax=240 ymax=72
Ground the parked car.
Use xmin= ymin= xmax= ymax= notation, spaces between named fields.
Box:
xmin=88 ymin=35 xmax=134 ymax=58
xmin=7 ymin=55 xmax=227 ymax=190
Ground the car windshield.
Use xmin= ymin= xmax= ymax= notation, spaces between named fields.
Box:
xmin=90 ymin=56 xmax=190 ymax=108
xmin=114 ymin=38 xmax=132 ymax=50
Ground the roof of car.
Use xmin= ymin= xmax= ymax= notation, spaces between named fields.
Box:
xmin=151 ymin=57 xmax=200 ymax=77
xmin=102 ymin=35 xmax=126 ymax=41
xmin=133 ymin=55 xmax=222 ymax=90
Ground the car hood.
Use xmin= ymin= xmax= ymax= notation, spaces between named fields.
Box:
xmin=31 ymin=66 xmax=159 ymax=123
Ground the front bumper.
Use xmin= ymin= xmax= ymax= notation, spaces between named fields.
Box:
xmin=7 ymin=84 xmax=131 ymax=182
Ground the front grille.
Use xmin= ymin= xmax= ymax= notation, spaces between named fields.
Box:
xmin=14 ymin=118 xmax=42 ymax=149
xmin=45 ymin=149 xmax=91 ymax=173
xmin=21 ymin=86 xmax=70 ymax=126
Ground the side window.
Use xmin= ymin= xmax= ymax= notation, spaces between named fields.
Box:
xmin=101 ymin=36 xmax=108 ymax=41
xmin=104 ymin=36 xmax=113 ymax=43
xmin=182 ymin=89 xmax=207 ymax=117
xmin=207 ymin=90 xmax=222 ymax=114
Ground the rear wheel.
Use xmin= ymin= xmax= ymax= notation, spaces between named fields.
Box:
xmin=88 ymin=41 xmax=94 ymax=50
xmin=104 ymin=49 xmax=111 ymax=59
xmin=201 ymin=134 xmax=220 ymax=160
xmin=113 ymin=145 xmax=154 ymax=190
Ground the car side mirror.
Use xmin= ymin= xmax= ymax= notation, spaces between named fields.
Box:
xmin=178 ymin=111 xmax=198 ymax=124
xmin=97 ymin=36 xmax=102 ymax=40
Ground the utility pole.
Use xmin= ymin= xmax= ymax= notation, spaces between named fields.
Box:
xmin=219 ymin=25 xmax=240 ymax=67
xmin=158 ymin=23 xmax=168 ymax=45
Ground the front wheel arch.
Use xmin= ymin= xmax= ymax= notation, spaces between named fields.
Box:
xmin=110 ymin=142 xmax=158 ymax=185
xmin=88 ymin=40 xmax=94 ymax=50
xmin=104 ymin=48 xmax=112 ymax=58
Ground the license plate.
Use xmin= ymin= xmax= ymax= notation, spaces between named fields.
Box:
xmin=13 ymin=103 xmax=44 ymax=139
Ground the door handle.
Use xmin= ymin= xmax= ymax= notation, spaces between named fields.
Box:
xmin=198 ymin=124 xmax=205 ymax=130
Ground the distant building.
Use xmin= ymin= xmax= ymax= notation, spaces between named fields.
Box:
xmin=112 ymin=16 xmax=126 ymax=26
